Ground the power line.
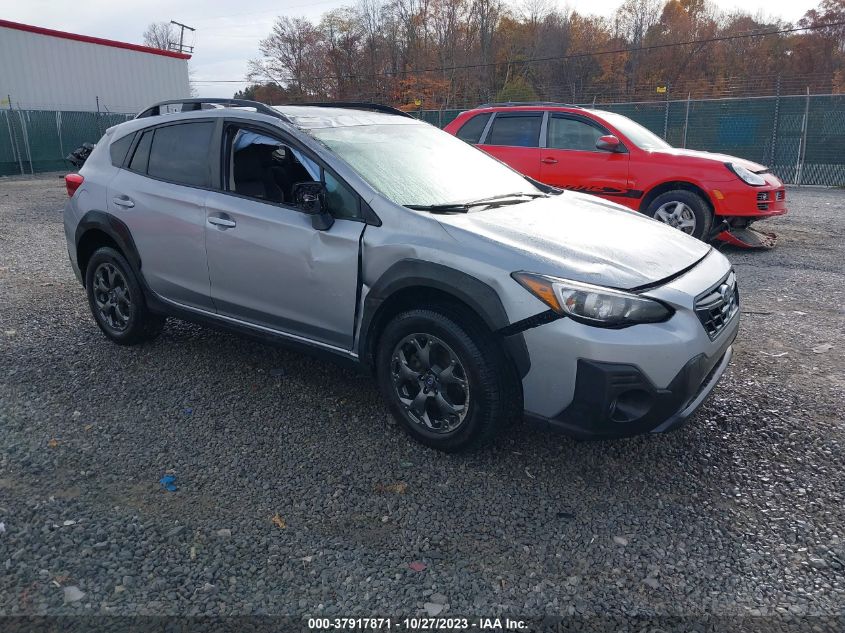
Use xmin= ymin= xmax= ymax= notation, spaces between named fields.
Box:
xmin=371 ymin=20 xmax=845 ymax=78
xmin=194 ymin=19 xmax=845 ymax=84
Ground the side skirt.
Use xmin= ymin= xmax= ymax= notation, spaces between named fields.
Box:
xmin=144 ymin=290 xmax=362 ymax=372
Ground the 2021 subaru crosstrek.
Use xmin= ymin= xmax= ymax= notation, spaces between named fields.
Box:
xmin=63 ymin=99 xmax=740 ymax=451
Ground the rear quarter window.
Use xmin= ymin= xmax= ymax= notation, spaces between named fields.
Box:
xmin=456 ymin=113 xmax=491 ymax=144
xmin=109 ymin=133 xmax=135 ymax=167
xmin=128 ymin=130 xmax=153 ymax=174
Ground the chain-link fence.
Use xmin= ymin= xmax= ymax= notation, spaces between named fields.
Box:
xmin=415 ymin=93 xmax=845 ymax=187
xmin=0 ymin=109 xmax=134 ymax=176
xmin=2 ymin=94 xmax=844 ymax=185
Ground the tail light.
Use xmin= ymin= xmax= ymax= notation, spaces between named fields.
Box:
xmin=65 ymin=173 xmax=84 ymax=198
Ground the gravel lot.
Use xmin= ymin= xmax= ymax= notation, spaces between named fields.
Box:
xmin=1 ymin=175 xmax=843 ymax=625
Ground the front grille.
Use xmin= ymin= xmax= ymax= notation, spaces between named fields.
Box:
xmin=757 ymin=203 xmax=769 ymax=211
xmin=776 ymin=189 xmax=785 ymax=201
xmin=694 ymin=271 xmax=739 ymax=340
xmin=756 ymin=191 xmax=769 ymax=201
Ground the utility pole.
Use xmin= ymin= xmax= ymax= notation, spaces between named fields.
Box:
xmin=169 ymin=20 xmax=195 ymax=54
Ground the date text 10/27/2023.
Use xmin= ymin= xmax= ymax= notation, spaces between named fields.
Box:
xmin=307 ymin=617 xmax=528 ymax=630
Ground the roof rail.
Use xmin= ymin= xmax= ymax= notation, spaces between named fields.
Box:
xmin=295 ymin=102 xmax=415 ymax=119
xmin=135 ymin=98 xmax=289 ymax=121
xmin=476 ymin=101 xmax=583 ymax=109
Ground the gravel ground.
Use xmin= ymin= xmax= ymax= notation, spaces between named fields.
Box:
xmin=0 ymin=175 xmax=843 ymax=625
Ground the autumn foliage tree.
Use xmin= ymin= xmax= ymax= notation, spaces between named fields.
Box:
xmin=242 ymin=0 xmax=845 ymax=106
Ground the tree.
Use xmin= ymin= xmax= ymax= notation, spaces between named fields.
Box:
xmin=234 ymin=83 xmax=291 ymax=104
xmin=248 ymin=17 xmax=328 ymax=98
xmin=614 ymin=0 xmax=661 ymax=92
xmin=496 ymin=75 xmax=539 ymax=101
xmin=143 ymin=22 xmax=178 ymax=51
xmin=470 ymin=0 xmax=503 ymax=99
xmin=321 ymin=8 xmax=364 ymax=99
xmin=243 ymin=0 xmax=845 ymax=106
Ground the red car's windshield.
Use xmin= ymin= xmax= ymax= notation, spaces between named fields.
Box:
xmin=598 ymin=111 xmax=672 ymax=151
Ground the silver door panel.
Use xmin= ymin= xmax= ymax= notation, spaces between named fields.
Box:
xmin=204 ymin=192 xmax=364 ymax=349
xmin=107 ymin=169 xmax=213 ymax=310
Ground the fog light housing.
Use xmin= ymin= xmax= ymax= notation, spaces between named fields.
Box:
xmin=609 ymin=389 xmax=654 ymax=423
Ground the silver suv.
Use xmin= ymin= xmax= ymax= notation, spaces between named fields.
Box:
xmin=63 ymin=98 xmax=739 ymax=451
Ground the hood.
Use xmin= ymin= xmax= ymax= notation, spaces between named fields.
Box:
xmin=436 ymin=193 xmax=711 ymax=289
xmin=650 ymin=147 xmax=767 ymax=172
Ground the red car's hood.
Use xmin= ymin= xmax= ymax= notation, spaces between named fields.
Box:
xmin=648 ymin=147 xmax=767 ymax=172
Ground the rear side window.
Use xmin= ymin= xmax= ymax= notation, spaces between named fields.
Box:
xmin=110 ymin=133 xmax=135 ymax=167
xmin=147 ymin=122 xmax=215 ymax=187
xmin=485 ymin=113 xmax=542 ymax=147
xmin=128 ymin=131 xmax=152 ymax=174
xmin=456 ymin=113 xmax=491 ymax=144
xmin=547 ymin=116 xmax=605 ymax=151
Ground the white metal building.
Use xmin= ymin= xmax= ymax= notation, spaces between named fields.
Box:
xmin=0 ymin=19 xmax=190 ymax=114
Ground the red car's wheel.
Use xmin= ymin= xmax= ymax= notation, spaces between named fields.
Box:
xmin=644 ymin=190 xmax=713 ymax=241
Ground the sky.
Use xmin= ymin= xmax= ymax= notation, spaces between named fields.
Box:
xmin=0 ymin=0 xmax=823 ymax=98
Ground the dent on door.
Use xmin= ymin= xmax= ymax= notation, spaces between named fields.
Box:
xmin=204 ymin=193 xmax=364 ymax=350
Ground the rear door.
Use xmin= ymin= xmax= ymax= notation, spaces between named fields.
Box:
xmin=539 ymin=113 xmax=631 ymax=201
xmin=477 ymin=111 xmax=543 ymax=179
xmin=106 ymin=120 xmax=217 ymax=310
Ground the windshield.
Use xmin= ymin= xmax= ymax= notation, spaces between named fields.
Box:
xmin=308 ymin=123 xmax=541 ymax=207
xmin=598 ymin=111 xmax=672 ymax=150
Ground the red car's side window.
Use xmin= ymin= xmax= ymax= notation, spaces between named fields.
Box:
xmin=455 ymin=113 xmax=491 ymax=144
xmin=485 ymin=114 xmax=543 ymax=148
xmin=547 ymin=116 xmax=606 ymax=152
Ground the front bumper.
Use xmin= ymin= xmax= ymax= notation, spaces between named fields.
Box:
xmin=711 ymin=176 xmax=788 ymax=218
xmin=526 ymin=338 xmax=734 ymax=439
xmin=517 ymin=249 xmax=739 ymax=439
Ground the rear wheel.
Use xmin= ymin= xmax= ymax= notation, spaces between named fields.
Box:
xmin=645 ymin=190 xmax=713 ymax=241
xmin=376 ymin=306 xmax=520 ymax=452
xmin=85 ymin=247 xmax=164 ymax=345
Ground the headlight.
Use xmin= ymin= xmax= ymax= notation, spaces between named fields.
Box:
xmin=725 ymin=162 xmax=767 ymax=186
xmin=512 ymin=272 xmax=673 ymax=327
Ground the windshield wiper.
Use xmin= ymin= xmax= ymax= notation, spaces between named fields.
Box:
xmin=406 ymin=192 xmax=545 ymax=214
xmin=465 ymin=192 xmax=546 ymax=206
xmin=405 ymin=203 xmax=471 ymax=213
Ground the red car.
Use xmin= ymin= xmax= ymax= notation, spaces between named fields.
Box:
xmin=444 ymin=103 xmax=787 ymax=247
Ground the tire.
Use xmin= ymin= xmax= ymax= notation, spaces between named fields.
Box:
xmin=376 ymin=305 xmax=521 ymax=452
xmin=84 ymin=246 xmax=164 ymax=345
xmin=644 ymin=190 xmax=713 ymax=241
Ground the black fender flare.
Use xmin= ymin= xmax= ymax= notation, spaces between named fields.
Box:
xmin=358 ymin=259 xmax=531 ymax=378
xmin=74 ymin=210 xmax=143 ymax=281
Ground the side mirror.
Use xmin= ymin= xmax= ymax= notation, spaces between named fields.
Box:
xmin=596 ymin=135 xmax=624 ymax=153
xmin=292 ymin=182 xmax=334 ymax=231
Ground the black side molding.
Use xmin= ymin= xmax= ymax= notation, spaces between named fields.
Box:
xmin=75 ymin=210 xmax=144 ymax=282
xmin=358 ymin=259 xmax=531 ymax=378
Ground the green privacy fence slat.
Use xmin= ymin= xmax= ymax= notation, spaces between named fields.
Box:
xmin=0 ymin=109 xmax=133 ymax=176
xmin=413 ymin=94 xmax=845 ymax=186
xmin=2 ymin=97 xmax=843 ymax=185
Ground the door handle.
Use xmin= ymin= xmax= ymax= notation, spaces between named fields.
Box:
xmin=541 ymin=157 xmax=558 ymax=165
xmin=112 ymin=196 xmax=135 ymax=208
xmin=208 ymin=215 xmax=236 ymax=229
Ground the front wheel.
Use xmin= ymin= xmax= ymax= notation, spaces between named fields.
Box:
xmin=644 ymin=190 xmax=713 ymax=241
xmin=376 ymin=307 xmax=520 ymax=452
